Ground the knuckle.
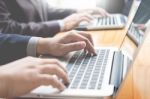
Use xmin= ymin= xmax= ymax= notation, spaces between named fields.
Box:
xmin=50 ymin=65 xmax=56 ymax=70
xmin=51 ymin=65 xmax=59 ymax=71
xmin=52 ymin=59 xmax=60 ymax=65
xmin=49 ymin=77 xmax=56 ymax=83
xmin=84 ymin=38 xmax=89 ymax=42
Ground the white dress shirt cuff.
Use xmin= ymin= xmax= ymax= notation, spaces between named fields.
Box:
xmin=27 ymin=37 xmax=40 ymax=57
xmin=58 ymin=20 xmax=65 ymax=32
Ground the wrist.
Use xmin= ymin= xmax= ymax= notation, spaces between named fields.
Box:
xmin=37 ymin=38 xmax=53 ymax=55
xmin=58 ymin=20 xmax=65 ymax=32
xmin=0 ymin=67 xmax=10 ymax=98
xmin=37 ymin=38 xmax=47 ymax=55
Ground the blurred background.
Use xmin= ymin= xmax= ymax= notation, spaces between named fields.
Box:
xmin=46 ymin=0 xmax=124 ymax=13
xmin=46 ymin=0 xmax=150 ymax=24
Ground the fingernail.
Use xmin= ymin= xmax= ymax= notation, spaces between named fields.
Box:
xmin=60 ymin=85 xmax=66 ymax=91
xmin=64 ymin=82 xmax=70 ymax=88
xmin=80 ymin=42 xmax=86 ymax=48
xmin=93 ymin=50 xmax=97 ymax=56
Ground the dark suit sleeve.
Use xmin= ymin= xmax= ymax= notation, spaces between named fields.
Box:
xmin=47 ymin=7 xmax=77 ymax=20
xmin=0 ymin=0 xmax=60 ymax=37
xmin=0 ymin=33 xmax=31 ymax=65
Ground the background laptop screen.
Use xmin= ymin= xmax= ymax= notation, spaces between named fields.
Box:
xmin=133 ymin=0 xmax=150 ymax=24
xmin=96 ymin=0 xmax=133 ymax=15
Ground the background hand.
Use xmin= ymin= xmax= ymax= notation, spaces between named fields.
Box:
xmin=77 ymin=7 xmax=109 ymax=17
xmin=62 ymin=13 xmax=93 ymax=31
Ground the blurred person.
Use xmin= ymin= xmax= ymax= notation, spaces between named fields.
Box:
xmin=0 ymin=0 xmax=108 ymax=37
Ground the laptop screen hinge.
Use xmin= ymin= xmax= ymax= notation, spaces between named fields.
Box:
xmin=109 ymin=51 xmax=124 ymax=89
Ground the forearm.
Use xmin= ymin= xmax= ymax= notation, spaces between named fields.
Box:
xmin=0 ymin=34 xmax=31 ymax=65
xmin=47 ymin=8 xmax=77 ymax=20
xmin=0 ymin=20 xmax=60 ymax=37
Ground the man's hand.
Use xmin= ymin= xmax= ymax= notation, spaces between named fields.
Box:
xmin=77 ymin=7 xmax=109 ymax=17
xmin=37 ymin=31 xmax=96 ymax=56
xmin=134 ymin=24 xmax=146 ymax=31
xmin=0 ymin=57 xmax=69 ymax=98
xmin=62 ymin=13 xmax=93 ymax=31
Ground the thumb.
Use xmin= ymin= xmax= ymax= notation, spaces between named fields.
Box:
xmin=62 ymin=41 xmax=86 ymax=54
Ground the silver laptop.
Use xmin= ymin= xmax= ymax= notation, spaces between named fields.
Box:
xmin=75 ymin=0 xmax=141 ymax=30
xmin=22 ymin=25 xmax=150 ymax=99
xmin=22 ymin=47 xmax=132 ymax=98
xmin=127 ymin=23 xmax=144 ymax=46
xmin=126 ymin=0 xmax=146 ymax=46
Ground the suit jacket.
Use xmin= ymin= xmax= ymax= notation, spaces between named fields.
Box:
xmin=0 ymin=33 xmax=31 ymax=65
xmin=0 ymin=0 xmax=76 ymax=37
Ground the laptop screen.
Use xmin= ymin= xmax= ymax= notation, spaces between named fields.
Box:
xmin=96 ymin=0 xmax=133 ymax=16
xmin=133 ymin=0 xmax=150 ymax=24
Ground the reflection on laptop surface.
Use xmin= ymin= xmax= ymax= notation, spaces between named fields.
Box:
xmin=76 ymin=0 xmax=141 ymax=30
xmin=127 ymin=23 xmax=144 ymax=46
xmin=126 ymin=0 xmax=145 ymax=46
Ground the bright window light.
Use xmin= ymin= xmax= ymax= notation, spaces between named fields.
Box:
xmin=46 ymin=0 xmax=97 ymax=9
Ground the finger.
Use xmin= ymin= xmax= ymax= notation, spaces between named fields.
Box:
xmin=61 ymin=31 xmax=96 ymax=55
xmin=37 ymin=58 xmax=67 ymax=73
xmin=38 ymin=74 xmax=66 ymax=91
xmin=61 ymin=41 xmax=86 ymax=54
xmin=72 ymin=33 xmax=96 ymax=55
xmin=101 ymin=10 xmax=109 ymax=16
xmin=36 ymin=58 xmax=67 ymax=72
xmin=77 ymin=16 xmax=92 ymax=24
xmin=97 ymin=9 xmax=109 ymax=17
xmin=79 ymin=13 xmax=93 ymax=20
xmin=39 ymin=64 xmax=70 ymax=84
xmin=100 ymin=11 xmax=107 ymax=17
xmin=77 ymin=31 xmax=94 ymax=45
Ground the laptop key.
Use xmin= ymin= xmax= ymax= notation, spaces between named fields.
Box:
xmin=67 ymin=49 xmax=112 ymax=90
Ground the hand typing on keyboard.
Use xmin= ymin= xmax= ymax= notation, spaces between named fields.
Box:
xmin=77 ymin=7 xmax=109 ymax=17
xmin=37 ymin=30 xmax=96 ymax=56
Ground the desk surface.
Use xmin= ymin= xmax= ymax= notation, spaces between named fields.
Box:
xmin=57 ymin=27 xmax=150 ymax=99
xmin=88 ymin=29 xmax=126 ymax=47
xmin=28 ymin=28 xmax=145 ymax=99
xmin=116 ymin=28 xmax=150 ymax=99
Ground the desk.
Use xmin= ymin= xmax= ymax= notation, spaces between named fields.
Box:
xmin=55 ymin=27 xmax=150 ymax=99
xmin=56 ymin=29 xmax=137 ymax=99
xmin=116 ymin=28 xmax=150 ymax=99
xmin=22 ymin=28 xmax=141 ymax=99
xmin=88 ymin=29 xmax=127 ymax=47
xmin=58 ymin=29 xmax=128 ymax=47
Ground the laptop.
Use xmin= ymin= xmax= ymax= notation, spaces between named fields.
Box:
xmin=127 ymin=23 xmax=144 ymax=46
xmin=22 ymin=47 xmax=132 ymax=98
xmin=75 ymin=0 xmax=141 ymax=31
xmin=22 ymin=25 xmax=150 ymax=98
xmin=126 ymin=0 xmax=146 ymax=46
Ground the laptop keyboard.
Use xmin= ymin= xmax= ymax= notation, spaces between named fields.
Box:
xmin=66 ymin=49 xmax=113 ymax=90
xmin=127 ymin=24 xmax=144 ymax=45
xmin=89 ymin=16 xmax=118 ymax=26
